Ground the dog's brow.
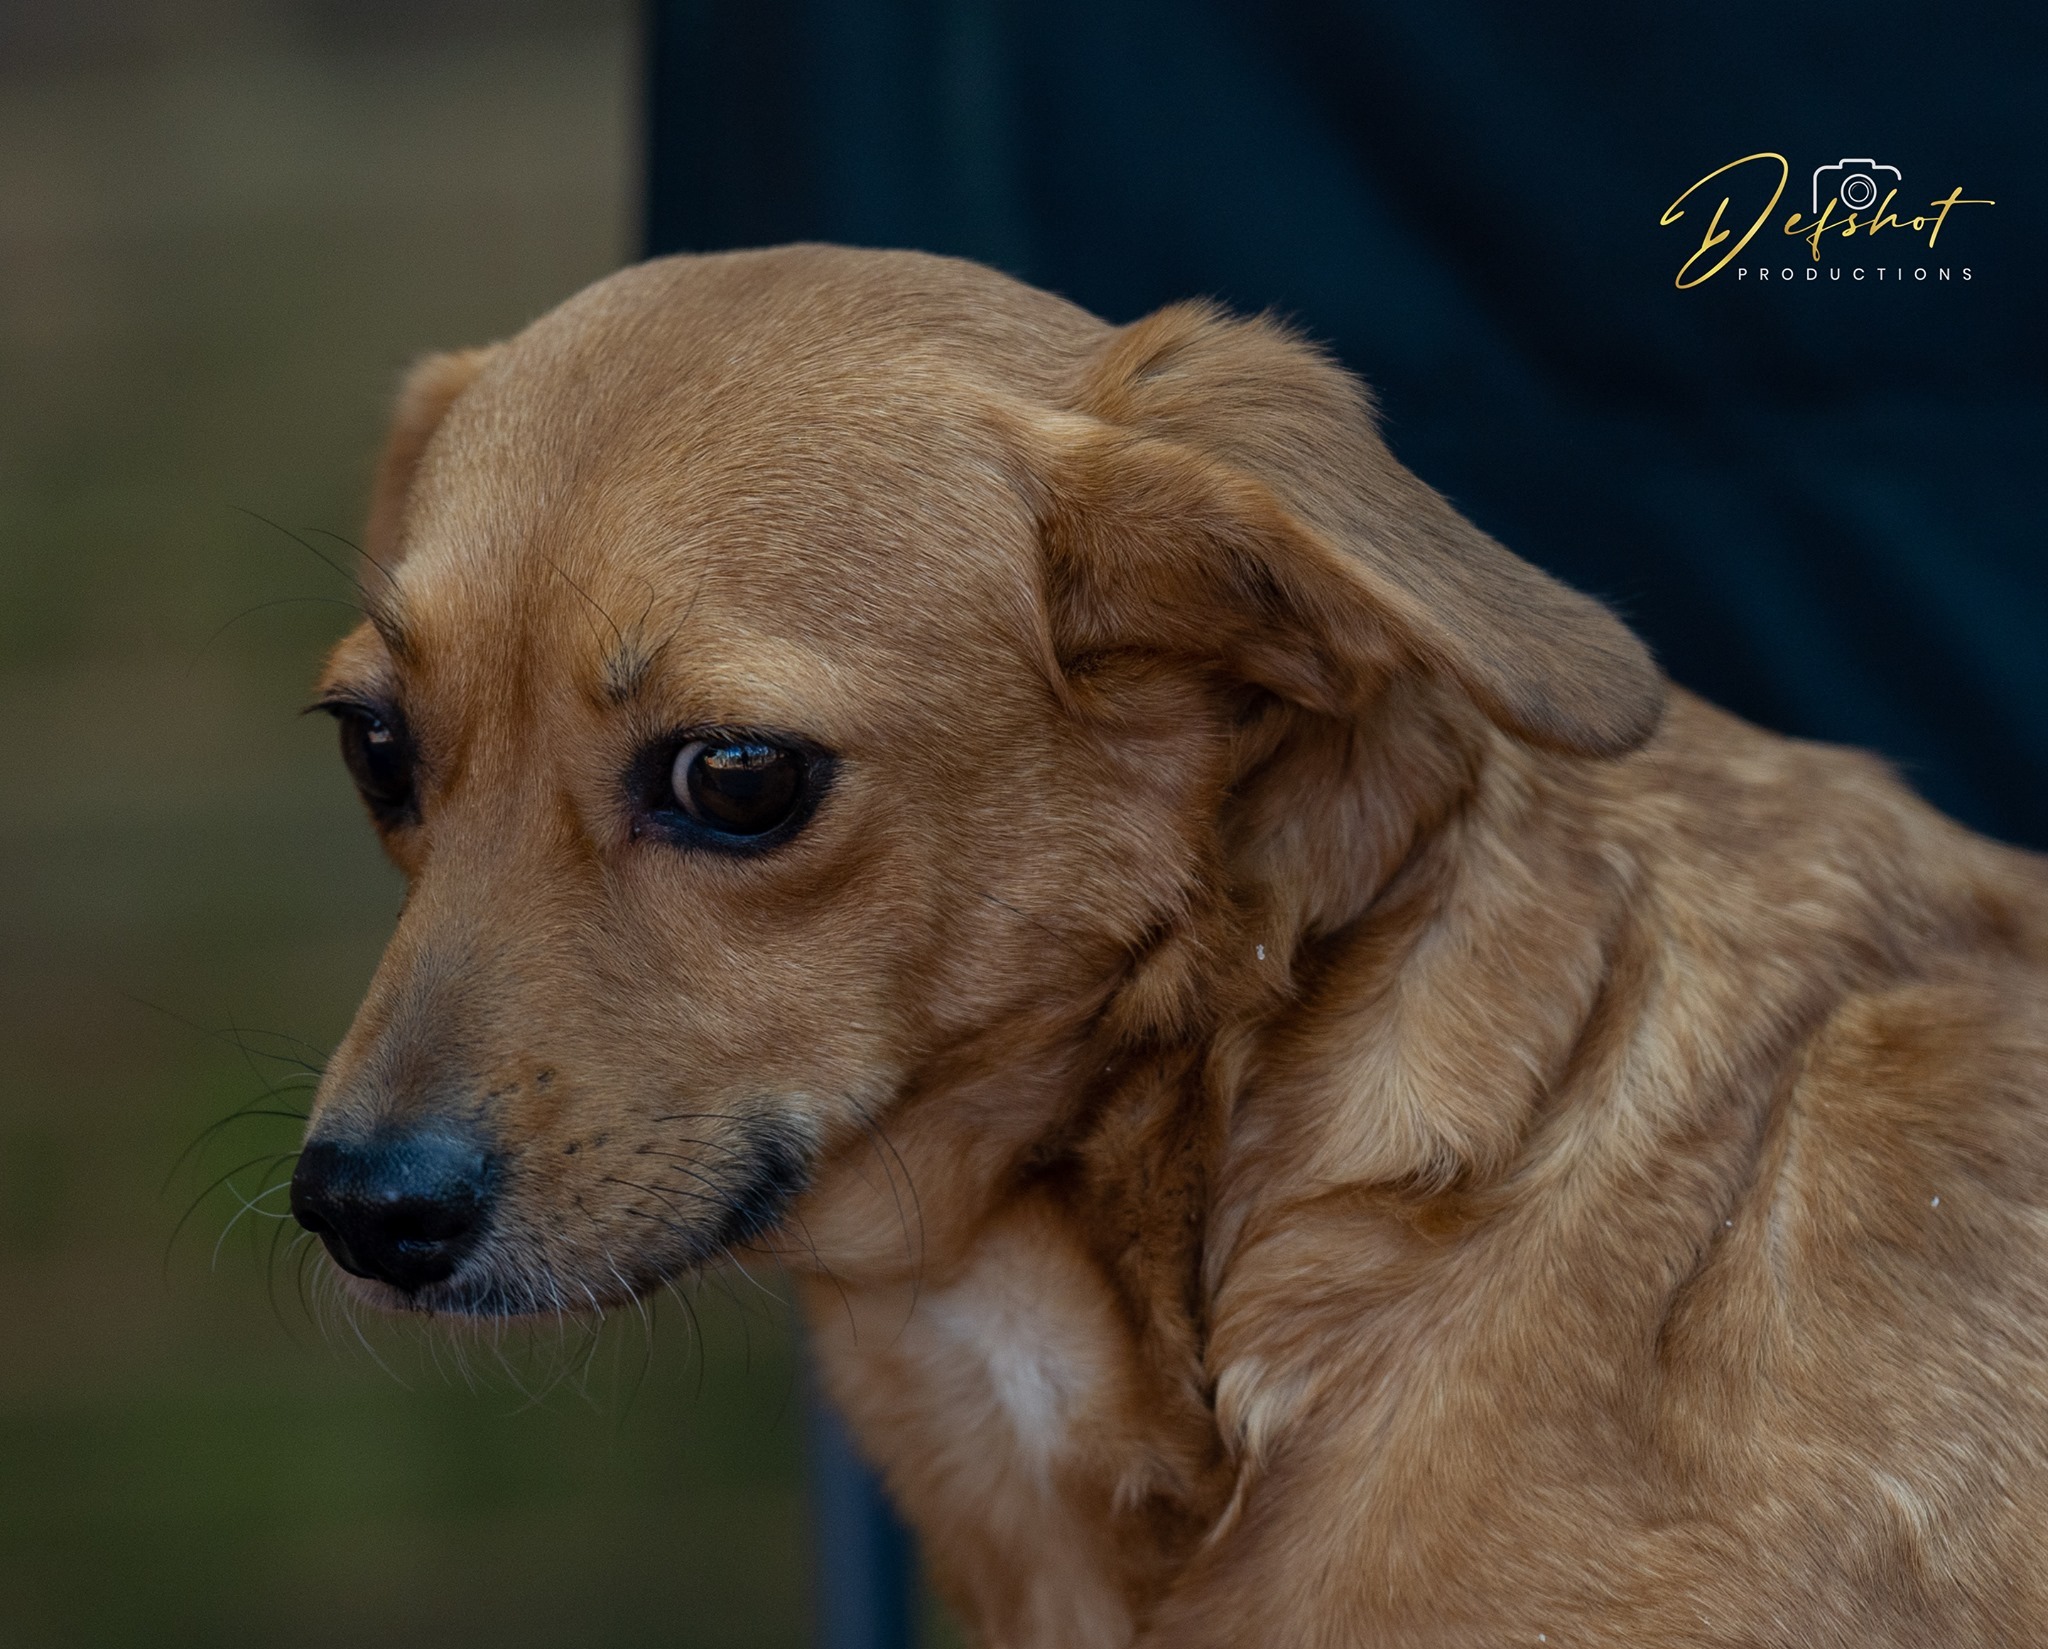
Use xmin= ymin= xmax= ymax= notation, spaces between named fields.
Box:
xmin=600 ymin=636 xmax=655 ymax=706
xmin=361 ymin=588 xmax=413 ymax=663
xmin=599 ymin=571 xmax=698 ymax=707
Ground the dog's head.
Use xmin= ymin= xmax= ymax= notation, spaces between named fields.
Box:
xmin=289 ymin=247 xmax=1659 ymax=1315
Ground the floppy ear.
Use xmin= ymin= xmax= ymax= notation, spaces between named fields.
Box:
xmin=1035 ymin=304 xmax=1662 ymax=756
xmin=364 ymin=347 xmax=496 ymax=567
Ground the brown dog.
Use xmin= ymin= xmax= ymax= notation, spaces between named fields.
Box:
xmin=291 ymin=245 xmax=2048 ymax=1646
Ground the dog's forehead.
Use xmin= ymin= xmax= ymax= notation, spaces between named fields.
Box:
xmin=389 ymin=399 xmax=1028 ymax=699
xmin=436 ymin=245 xmax=1101 ymax=511
xmin=371 ymin=251 xmax=1101 ymax=724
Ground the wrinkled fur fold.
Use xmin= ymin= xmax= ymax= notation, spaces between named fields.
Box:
xmin=309 ymin=246 xmax=2048 ymax=1647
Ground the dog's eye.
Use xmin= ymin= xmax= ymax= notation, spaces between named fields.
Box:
xmin=630 ymin=727 xmax=829 ymax=854
xmin=329 ymin=704 xmax=416 ymax=824
xmin=670 ymin=739 xmax=805 ymax=837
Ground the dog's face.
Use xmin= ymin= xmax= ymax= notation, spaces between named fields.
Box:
xmin=290 ymin=248 xmax=1659 ymax=1315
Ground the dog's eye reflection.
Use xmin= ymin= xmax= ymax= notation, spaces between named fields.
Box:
xmin=671 ymin=739 xmax=804 ymax=836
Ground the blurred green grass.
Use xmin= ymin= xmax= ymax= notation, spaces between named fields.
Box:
xmin=0 ymin=11 xmax=815 ymax=1644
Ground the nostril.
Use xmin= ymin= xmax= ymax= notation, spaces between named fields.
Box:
xmin=379 ymin=1190 xmax=482 ymax=1247
xmin=291 ymin=1129 xmax=498 ymax=1292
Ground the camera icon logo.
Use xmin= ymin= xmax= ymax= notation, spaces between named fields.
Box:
xmin=1813 ymin=158 xmax=1902 ymax=214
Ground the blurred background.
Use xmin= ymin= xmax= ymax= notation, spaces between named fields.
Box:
xmin=1 ymin=3 xmax=815 ymax=1646
xmin=3 ymin=1 xmax=2042 ymax=1646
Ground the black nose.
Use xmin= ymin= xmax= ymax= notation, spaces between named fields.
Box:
xmin=290 ymin=1128 xmax=497 ymax=1292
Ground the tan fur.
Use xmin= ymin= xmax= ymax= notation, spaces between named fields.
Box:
xmin=305 ymin=245 xmax=2048 ymax=1646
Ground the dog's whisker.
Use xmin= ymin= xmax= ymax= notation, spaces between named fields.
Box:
xmin=601 ymin=1175 xmax=723 ymax=1223
xmin=304 ymin=524 xmax=401 ymax=597
xmin=771 ymin=1205 xmax=857 ymax=1346
xmin=340 ymin=1284 xmax=409 ymax=1388
xmin=221 ymin=1026 xmax=331 ymax=1073
xmin=165 ymin=1149 xmax=303 ymax=1276
xmin=264 ymin=1227 xmax=319 ymax=1344
xmin=658 ymin=1274 xmax=709 ymax=1398
xmin=124 ymin=988 xmax=328 ymax=1068
xmin=532 ymin=547 xmax=626 ymax=660
xmin=211 ymin=1172 xmax=298 ymax=1269
xmin=623 ymin=1156 xmax=736 ymax=1212
xmin=844 ymin=1091 xmax=926 ymax=1324
xmin=979 ymin=888 xmax=1096 ymax=964
xmin=638 ymin=1132 xmax=756 ymax=1162
xmin=235 ymin=505 xmax=373 ymax=592
xmin=188 ymin=594 xmax=369 ymax=677
xmin=165 ymin=1102 xmax=311 ymax=1192
xmin=594 ymin=1254 xmax=658 ymax=1416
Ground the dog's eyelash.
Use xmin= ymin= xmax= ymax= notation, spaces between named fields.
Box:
xmin=307 ymin=690 xmax=397 ymax=720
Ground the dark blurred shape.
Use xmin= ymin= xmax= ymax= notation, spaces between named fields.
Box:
xmin=646 ymin=0 xmax=2048 ymax=846
xmin=806 ymin=1382 xmax=918 ymax=1649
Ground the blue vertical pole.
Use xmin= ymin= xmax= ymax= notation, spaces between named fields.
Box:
xmin=806 ymin=1381 xmax=918 ymax=1649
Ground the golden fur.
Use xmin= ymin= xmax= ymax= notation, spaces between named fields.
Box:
xmin=305 ymin=245 xmax=2048 ymax=1646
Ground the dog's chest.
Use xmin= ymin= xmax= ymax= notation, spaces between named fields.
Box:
xmin=910 ymin=1208 xmax=1125 ymax=1471
xmin=817 ymin=1200 xmax=1218 ymax=1648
